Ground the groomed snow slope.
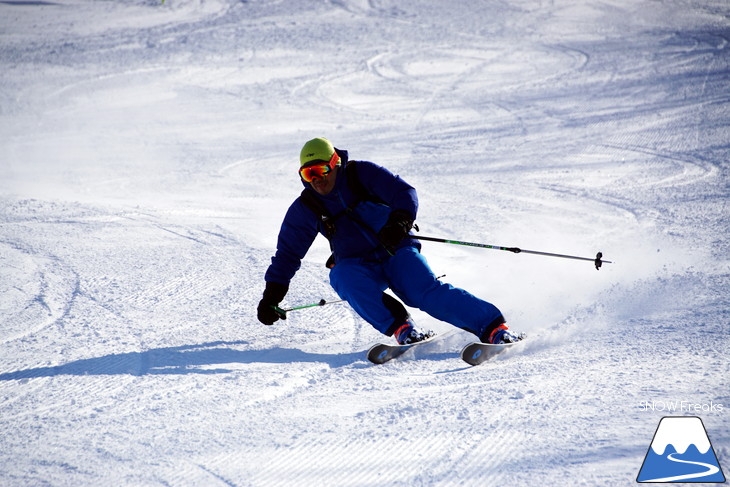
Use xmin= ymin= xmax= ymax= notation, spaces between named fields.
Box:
xmin=0 ymin=0 xmax=728 ymax=485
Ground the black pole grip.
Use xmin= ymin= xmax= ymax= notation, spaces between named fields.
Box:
xmin=594 ymin=252 xmax=603 ymax=270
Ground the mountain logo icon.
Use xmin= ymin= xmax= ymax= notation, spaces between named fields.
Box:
xmin=637 ymin=416 xmax=726 ymax=483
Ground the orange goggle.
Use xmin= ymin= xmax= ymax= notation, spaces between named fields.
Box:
xmin=299 ymin=152 xmax=340 ymax=182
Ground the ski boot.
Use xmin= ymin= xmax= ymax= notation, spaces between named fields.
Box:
xmin=394 ymin=317 xmax=435 ymax=345
xmin=484 ymin=323 xmax=525 ymax=344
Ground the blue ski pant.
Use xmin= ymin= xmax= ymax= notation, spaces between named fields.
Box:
xmin=329 ymin=246 xmax=504 ymax=337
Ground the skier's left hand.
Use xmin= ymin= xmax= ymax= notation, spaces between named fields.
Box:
xmin=378 ymin=210 xmax=413 ymax=247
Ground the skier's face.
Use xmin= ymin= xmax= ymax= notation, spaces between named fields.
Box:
xmin=310 ymin=166 xmax=337 ymax=195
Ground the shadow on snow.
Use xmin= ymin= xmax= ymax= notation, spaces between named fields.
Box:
xmin=0 ymin=341 xmax=365 ymax=380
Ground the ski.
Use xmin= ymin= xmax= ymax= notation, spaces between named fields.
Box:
xmin=460 ymin=337 xmax=525 ymax=366
xmin=367 ymin=334 xmax=440 ymax=364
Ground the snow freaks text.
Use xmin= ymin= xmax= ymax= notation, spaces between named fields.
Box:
xmin=639 ymin=401 xmax=724 ymax=413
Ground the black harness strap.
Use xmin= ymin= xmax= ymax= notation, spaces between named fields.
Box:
xmin=299 ymin=187 xmax=338 ymax=240
xmin=299 ymin=160 xmax=385 ymax=241
xmin=345 ymin=159 xmax=385 ymax=206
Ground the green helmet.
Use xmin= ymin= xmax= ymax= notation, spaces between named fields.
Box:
xmin=300 ymin=137 xmax=337 ymax=166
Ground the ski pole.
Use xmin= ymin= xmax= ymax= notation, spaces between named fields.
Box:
xmin=413 ymin=235 xmax=612 ymax=270
xmin=272 ymin=298 xmax=346 ymax=319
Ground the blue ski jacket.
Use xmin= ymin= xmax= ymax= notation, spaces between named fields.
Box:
xmin=264 ymin=149 xmax=420 ymax=286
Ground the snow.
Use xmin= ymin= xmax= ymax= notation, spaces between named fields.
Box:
xmin=0 ymin=0 xmax=728 ymax=485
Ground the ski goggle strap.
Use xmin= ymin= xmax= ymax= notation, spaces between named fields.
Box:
xmin=299 ymin=151 xmax=340 ymax=182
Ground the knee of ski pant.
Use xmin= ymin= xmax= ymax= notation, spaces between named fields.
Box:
xmin=386 ymin=247 xmax=443 ymax=307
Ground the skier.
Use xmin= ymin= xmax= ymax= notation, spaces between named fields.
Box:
xmin=257 ymin=137 xmax=522 ymax=345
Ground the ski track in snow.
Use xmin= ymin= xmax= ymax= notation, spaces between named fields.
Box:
xmin=1 ymin=0 xmax=728 ymax=486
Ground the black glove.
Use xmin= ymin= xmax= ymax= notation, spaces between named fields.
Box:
xmin=378 ymin=210 xmax=414 ymax=247
xmin=257 ymin=281 xmax=288 ymax=325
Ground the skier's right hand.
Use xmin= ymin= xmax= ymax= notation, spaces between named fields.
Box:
xmin=257 ymin=281 xmax=288 ymax=325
